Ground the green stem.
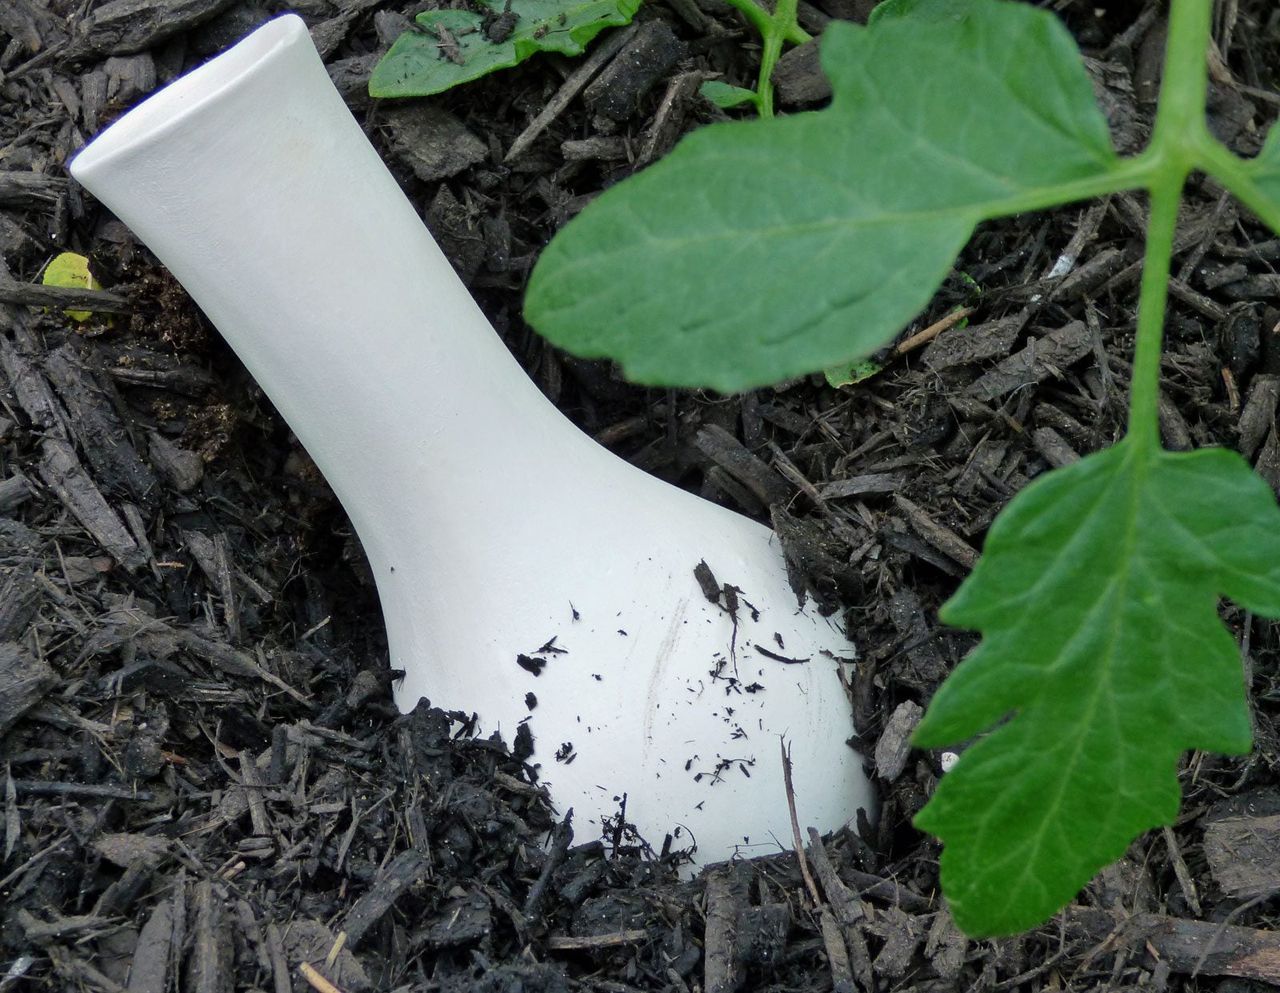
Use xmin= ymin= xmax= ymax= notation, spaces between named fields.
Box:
xmin=1149 ymin=0 xmax=1213 ymax=159
xmin=754 ymin=0 xmax=792 ymax=117
xmin=1193 ymin=130 xmax=1280 ymax=236
xmin=717 ymin=0 xmax=810 ymax=117
xmin=783 ymin=19 xmax=811 ymax=45
xmin=1127 ymin=172 xmax=1185 ymax=448
xmin=1126 ymin=0 xmax=1211 ymax=448
xmin=717 ymin=0 xmax=811 ymax=45
xmin=719 ymin=0 xmax=774 ymax=44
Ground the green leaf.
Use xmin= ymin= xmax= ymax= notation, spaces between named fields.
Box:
xmin=699 ymin=80 xmax=760 ymax=110
xmin=867 ymin=0 xmax=971 ymax=26
xmin=525 ymin=0 xmax=1124 ymax=392
xmin=41 ymin=252 xmax=100 ymax=323
xmin=913 ymin=441 xmax=1280 ymax=936
xmin=1230 ymin=122 xmax=1280 ymax=234
xmin=823 ymin=357 xmax=882 ymax=387
xmin=1252 ymin=123 xmax=1280 ymax=189
xmin=369 ymin=0 xmax=640 ymax=99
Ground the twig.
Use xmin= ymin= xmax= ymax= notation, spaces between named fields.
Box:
xmin=894 ymin=307 xmax=975 ymax=356
xmin=524 ymin=810 xmax=574 ymax=917
xmin=703 ymin=868 xmax=744 ymax=993
xmin=545 ymin=929 xmax=651 ymax=950
xmin=842 ymin=868 xmax=933 ymax=913
xmin=819 ymin=911 xmax=856 ymax=993
xmin=323 ymin=931 xmax=346 ymax=970
xmin=0 ymin=173 xmax=67 ymax=207
xmin=1190 ymin=893 xmax=1272 ymax=979
xmin=1065 ymin=905 xmax=1280 ymax=984
xmin=893 ymin=495 xmax=979 ymax=569
xmin=805 ymin=828 xmax=864 ymax=925
xmin=11 ymin=780 xmax=153 ymax=801
xmin=266 ymin=922 xmax=291 ymax=993
xmin=1161 ymin=826 xmax=1201 ymax=917
xmin=298 ymin=962 xmax=345 ymax=993
xmin=780 ymin=738 xmax=821 ymax=906
xmin=0 ymin=278 xmax=130 ymax=313
xmin=505 ymin=25 xmax=639 ymax=162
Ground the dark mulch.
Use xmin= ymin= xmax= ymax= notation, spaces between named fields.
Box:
xmin=3 ymin=0 xmax=1280 ymax=990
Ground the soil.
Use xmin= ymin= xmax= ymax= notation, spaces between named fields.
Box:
xmin=2 ymin=0 xmax=1280 ymax=991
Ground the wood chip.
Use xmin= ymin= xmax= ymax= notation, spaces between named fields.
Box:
xmin=16 ymin=909 xmax=113 ymax=943
xmin=819 ymin=911 xmax=856 ymax=993
xmin=1031 ymin=426 xmax=1081 ymax=468
xmin=265 ymin=921 xmax=291 ymax=993
xmin=694 ymin=424 xmax=789 ymax=506
xmin=92 ymin=832 xmax=170 ymax=870
xmin=1203 ymin=814 xmax=1280 ymax=901
xmin=340 ymin=848 xmax=431 ymax=946
xmin=0 ymin=277 xmax=130 ymax=313
xmin=1158 ymin=393 xmax=1194 ymax=451
xmin=38 ymin=438 xmax=146 ymax=571
xmin=804 ymin=828 xmax=865 ymax=926
xmin=706 ymin=466 xmax=765 ymax=514
xmin=873 ymin=701 xmax=923 ymax=783
xmin=1169 ymin=277 xmax=1230 ymax=323
xmin=1220 ymin=273 xmax=1280 ymax=301
xmin=637 ymin=69 xmax=702 ymax=166
xmin=0 ymin=567 xmax=42 ymax=642
xmin=866 ymin=905 xmax=924 ymax=979
xmin=582 ymin=20 xmax=683 ymax=124
xmin=1239 ymin=374 xmax=1279 ymax=461
xmin=703 ymin=866 xmax=749 ymax=993
xmin=183 ymin=531 xmax=239 ymax=642
xmin=966 ymin=321 xmax=1092 ymax=401
xmin=47 ymin=945 xmax=127 ymax=993
xmin=185 ymin=880 xmax=232 ymax=993
xmin=45 ymin=344 xmax=159 ymax=509
xmin=0 ymin=642 xmax=56 ymax=738
xmin=286 ymin=921 xmax=368 ymax=992
xmin=127 ymin=891 xmax=176 ymax=993
xmin=1257 ymin=426 xmax=1280 ymax=496
xmin=0 ymin=472 xmax=34 ymax=512
xmin=819 ymin=473 xmax=903 ymax=500
xmin=893 ymin=495 xmax=978 ymax=569
xmin=380 ymin=105 xmax=487 ymax=183
xmin=774 ymin=39 xmax=829 ymax=107
xmin=923 ymin=314 xmax=1025 ymax=372
xmin=70 ymin=0 xmax=237 ymax=58
xmin=0 ymin=173 xmax=67 ymax=208
xmin=148 ymin=432 xmax=204 ymax=492
xmin=420 ymin=891 xmax=492 ymax=949
xmin=1066 ymin=906 xmax=1280 ymax=983
xmin=0 ymin=333 xmax=69 ymax=437
xmin=923 ymin=910 xmax=968 ymax=981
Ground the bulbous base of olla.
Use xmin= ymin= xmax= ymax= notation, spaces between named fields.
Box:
xmin=377 ymin=471 xmax=874 ymax=864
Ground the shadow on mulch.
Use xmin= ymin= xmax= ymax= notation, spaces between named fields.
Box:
xmin=2 ymin=0 xmax=1280 ymax=990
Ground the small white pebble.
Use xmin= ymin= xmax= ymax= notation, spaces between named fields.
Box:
xmin=940 ymin=751 xmax=960 ymax=774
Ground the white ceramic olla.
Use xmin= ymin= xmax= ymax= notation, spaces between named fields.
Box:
xmin=69 ymin=15 xmax=874 ymax=862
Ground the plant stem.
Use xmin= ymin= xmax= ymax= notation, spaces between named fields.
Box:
xmin=719 ymin=0 xmax=811 ymax=46
xmin=1149 ymin=0 xmax=1213 ymax=161
xmin=1127 ymin=0 xmax=1211 ymax=448
xmin=754 ymin=0 xmax=792 ymax=117
xmin=719 ymin=0 xmax=775 ymax=43
xmin=1127 ymin=172 xmax=1185 ymax=448
xmin=716 ymin=0 xmax=810 ymax=117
